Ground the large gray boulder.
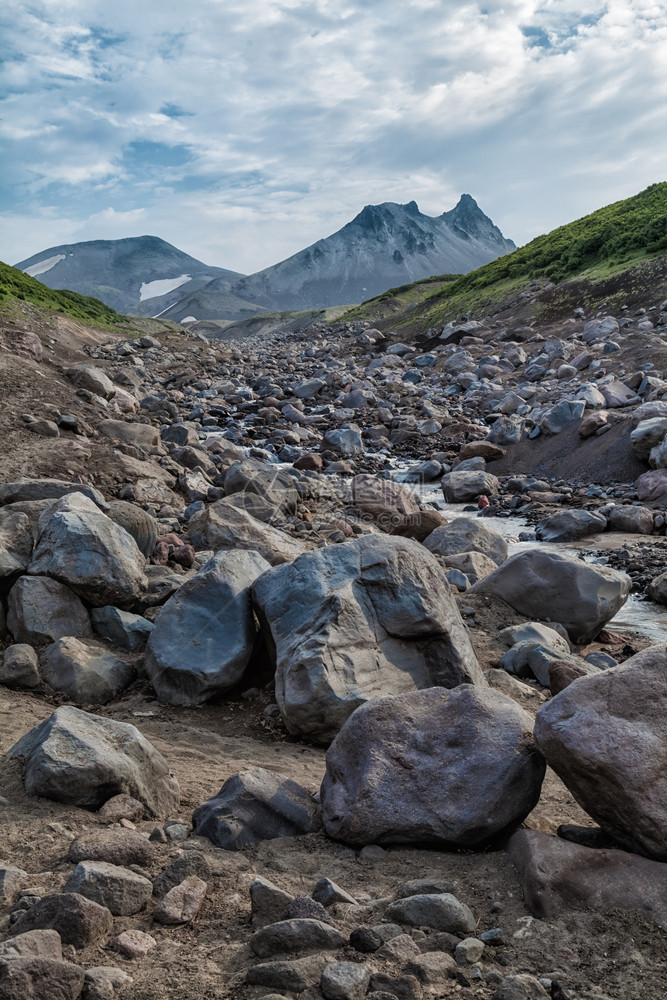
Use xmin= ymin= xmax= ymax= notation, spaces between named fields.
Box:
xmin=0 ymin=510 xmax=33 ymax=578
xmin=29 ymin=507 xmax=147 ymax=608
xmin=39 ymin=637 xmax=135 ymax=705
xmin=471 ymin=549 xmax=630 ymax=643
xmin=630 ymin=417 xmax=667 ymax=461
xmin=535 ymin=510 xmax=607 ymax=543
xmin=441 ymin=471 xmax=499 ymax=502
xmin=7 ymin=576 xmax=91 ymax=645
xmin=106 ymin=500 xmax=158 ymax=557
xmin=224 ymin=461 xmax=298 ymax=516
xmin=8 ymin=706 xmax=179 ymax=818
xmin=67 ymin=364 xmax=115 ymax=399
xmin=98 ymin=419 xmax=160 ymax=451
xmin=351 ymin=474 xmax=419 ymax=529
xmin=145 ymin=550 xmax=271 ymax=705
xmin=0 ymin=478 xmax=107 ymax=508
xmin=321 ymin=686 xmax=545 ymax=846
xmin=193 ymin=767 xmax=321 ymax=850
xmin=423 ymin=517 xmax=508 ymax=566
xmin=188 ymin=497 xmax=307 ymax=565
xmin=252 ymin=535 xmax=483 ymax=744
xmin=534 ymin=644 xmax=667 ymax=861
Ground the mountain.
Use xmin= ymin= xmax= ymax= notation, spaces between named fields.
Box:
xmin=340 ymin=181 xmax=667 ymax=335
xmin=0 ymin=259 xmax=126 ymax=327
xmin=160 ymin=195 xmax=516 ymax=322
xmin=14 ymin=236 xmax=243 ymax=317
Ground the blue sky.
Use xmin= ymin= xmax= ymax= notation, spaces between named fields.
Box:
xmin=1 ymin=0 xmax=666 ymax=274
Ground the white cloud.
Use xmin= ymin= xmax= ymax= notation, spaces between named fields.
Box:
xmin=0 ymin=0 xmax=665 ymax=271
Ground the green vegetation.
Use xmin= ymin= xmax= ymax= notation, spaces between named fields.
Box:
xmin=0 ymin=260 xmax=126 ymax=327
xmin=340 ymin=274 xmax=458 ymax=324
xmin=425 ymin=181 xmax=667 ymax=305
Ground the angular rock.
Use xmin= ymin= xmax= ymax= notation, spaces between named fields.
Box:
xmin=252 ymin=535 xmax=483 ymax=744
xmin=384 ymin=893 xmax=475 ymax=934
xmin=535 ymin=510 xmax=607 ymax=543
xmin=145 ymin=550 xmax=270 ymax=706
xmin=106 ymin=501 xmax=158 ymax=558
xmin=63 ymin=861 xmax=152 ymax=916
xmin=471 ymin=549 xmax=630 ymax=643
xmin=0 ymin=864 xmax=28 ymax=904
xmin=539 ymin=400 xmax=585 ymax=435
xmin=630 ymin=417 xmax=667 ymax=461
xmin=29 ymin=507 xmax=147 ymax=609
xmin=0 ymin=510 xmax=33 ymax=578
xmin=0 ymin=478 xmax=107 ymax=508
xmin=0 ymin=930 xmax=62 ymax=960
xmin=321 ymin=962 xmax=371 ymax=1000
xmin=98 ymin=419 xmax=160 ymax=450
xmin=224 ymin=461 xmax=298 ymax=516
xmin=312 ymin=878 xmax=357 ymax=907
xmin=1 ymin=644 xmax=41 ymax=689
xmin=508 ymin=829 xmax=667 ymax=926
xmin=39 ymin=637 xmax=135 ymax=705
xmin=0 ymin=956 xmax=84 ymax=1000
xmin=67 ymin=364 xmax=115 ymax=399
xmin=493 ymin=975 xmax=549 ymax=1000
xmin=188 ymin=498 xmax=307 ymax=565
xmin=440 ymin=471 xmax=499 ymax=502
xmin=606 ymin=505 xmax=654 ymax=534
xmin=97 ymin=793 xmax=144 ymax=824
xmin=246 ymin=955 xmax=328 ymax=992
xmin=153 ymin=875 xmax=207 ymax=925
xmin=112 ymin=930 xmax=156 ymax=959
xmin=368 ymin=973 xmax=422 ymax=1000
xmin=91 ymin=606 xmax=153 ymax=651
xmin=534 ymin=644 xmax=667 ymax=860
xmin=321 ymin=686 xmax=545 ymax=846
xmin=9 ymin=893 xmax=113 ymax=949
xmin=351 ymin=475 xmax=419 ymax=529
xmin=636 ymin=468 xmax=667 ymax=504
xmin=7 ymin=576 xmax=91 ymax=645
xmin=389 ymin=509 xmax=448 ymax=543
xmin=323 ymin=428 xmax=363 ymax=456
xmin=406 ymin=952 xmax=456 ymax=984
xmin=423 ymin=517 xmax=508 ymax=566
xmin=193 ymin=767 xmax=320 ymax=850
xmin=8 ymin=706 xmax=179 ymax=817
xmin=69 ymin=829 xmax=154 ymax=867
xmin=251 ymin=876 xmax=294 ymax=928
xmin=251 ymin=918 xmax=346 ymax=958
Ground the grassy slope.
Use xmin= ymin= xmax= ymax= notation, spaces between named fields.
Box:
xmin=0 ymin=260 xmax=127 ymax=328
xmin=340 ymin=182 xmax=667 ymax=330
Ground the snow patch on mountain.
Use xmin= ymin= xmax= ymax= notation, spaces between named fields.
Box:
xmin=140 ymin=274 xmax=191 ymax=301
xmin=23 ymin=254 xmax=66 ymax=277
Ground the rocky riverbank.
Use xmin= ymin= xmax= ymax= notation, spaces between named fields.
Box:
xmin=0 ymin=297 xmax=666 ymax=1000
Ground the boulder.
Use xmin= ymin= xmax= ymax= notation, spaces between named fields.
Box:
xmin=91 ymin=606 xmax=154 ymax=650
xmin=29 ymin=507 xmax=147 ymax=608
xmin=438 ymin=550 xmax=498 ymax=584
xmin=440 ymin=471 xmax=499 ymax=502
xmin=1 ymin=644 xmax=41 ymax=689
xmin=0 ymin=478 xmax=107 ymax=508
xmin=193 ymin=767 xmax=320 ymax=850
xmin=0 ymin=957 xmax=84 ymax=1000
xmin=252 ymin=535 xmax=483 ymax=744
xmin=636 ymin=468 xmax=667 ymax=505
xmin=534 ymin=644 xmax=667 ymax=860
xmin=187 ymin=497 xmax=307 ymax=565
xmin=601 ymin=380 xmax=637 ymax=408
xmin=384 ymin=893 xmax=475 ymax=934
xmin=581 ymin=316 xmax=619 ymax=342
xmin=471 ymin=549 xmax=630 ymax=643
xmin=351 ymin=475 xmax=419 ymax=529
xmin=321 ymin=686 xmax=545 ymax=846
xmin=423 ymin=517 xmax=508 ymax=566
xmin=39 ymin=637 xmax=135 ymax=705
xmin=67 ymin=364 xmax=115 ymax=399
xmin=606 ymin=505 xmax=654 ymax=534
xmin=63 ymin=861 xmax=152 ymax=916
xmin=7 ymin=576 xmax=91 ymax=645
xmin=648 ymin=571 xmax=667 ymax=605
xmin=8 ymin=892 xmax=113 ymax=949
xmin=153 ymin=876 xmax=207 ymax=925
xmin=389 ymin=509 xmax=448 ymax=543
xmin=630 ymin=417 xmax=667 ymax=461
xmin=224 ymin=461 xmax=298 ymax=516
xmin=459 ymin=441 xmax=505 ymax=461
xmin=508 ymin=829 xmax=667 ymax=926
xmin=323 ymin=428 xmax=363 ymax=456
xmin=68 ymin=829 xmax=154 ymax=868
xmin=145 ymin=550 xmax=270 ymax=705
xmin=251 ymin=918 xmax=346 ymax=958
xmin=535 ymin=510 xmax=607 ymax=542
xmin=0 ymin=930 xmax=62 ymax=960
xmin=8 ymin=706 xmax=179 ymax=817
xmin=539 ymin=400 xmax=585 ymax=435
xmin=98 ymin=419 xmax=160 ymax=450
xmin=105 ymin=500 xmax=158 ymax=557
xmin=0 ymin=510 xmax=33 ymax=578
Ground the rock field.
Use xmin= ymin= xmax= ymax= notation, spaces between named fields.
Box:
xmin=0 ymin=297 xmax=666 ymax=1000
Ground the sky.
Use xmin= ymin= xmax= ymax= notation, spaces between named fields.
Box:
xmin=1 ymin=0 xmax=666 ymax=275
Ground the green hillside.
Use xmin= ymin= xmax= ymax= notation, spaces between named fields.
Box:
xmin=341 ymin=182 xmax=667 ymax=329
xmin=0 ymin=260 xmax=126 ymax=327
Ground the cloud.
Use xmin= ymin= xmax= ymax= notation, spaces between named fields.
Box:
xmin=0 ymin=0 xmax=665 ymax=272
